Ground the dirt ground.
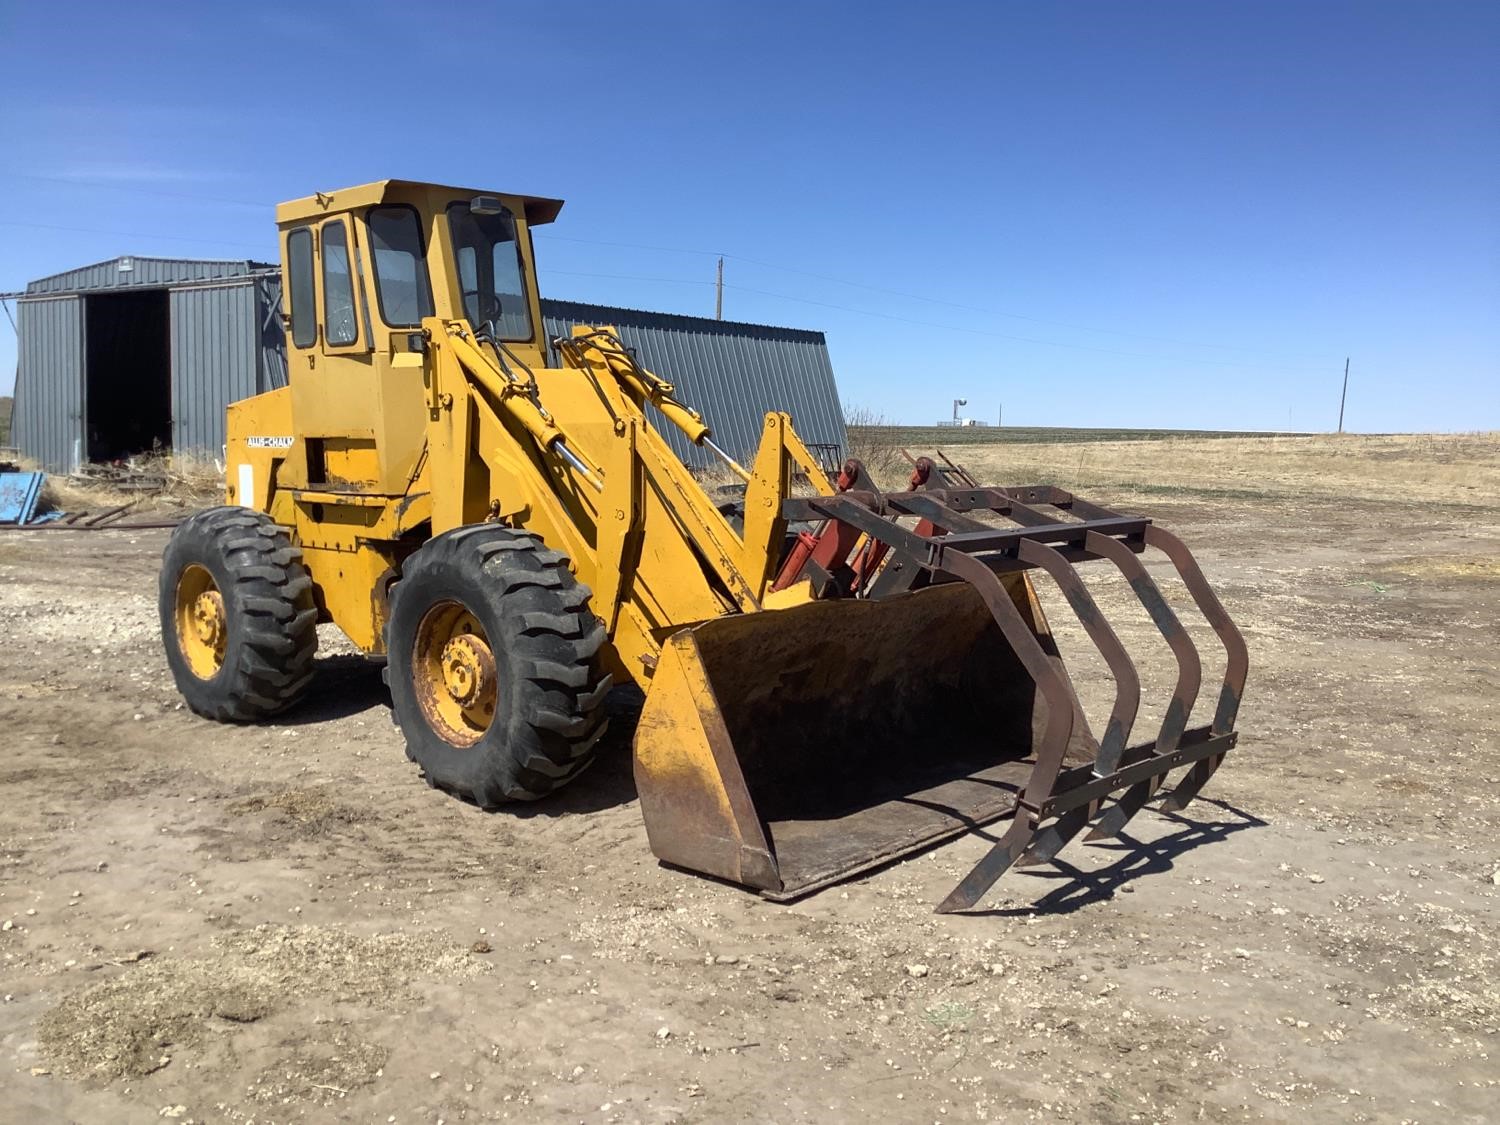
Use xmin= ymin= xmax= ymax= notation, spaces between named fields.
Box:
xmin=1 ymin=433 xmax=1497 ymax=1124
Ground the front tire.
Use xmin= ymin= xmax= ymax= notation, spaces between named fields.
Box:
xmin=159 ymin=506 xmax=319 ymax=721
xmin=386 ymin=526 xmax=611 ymax=805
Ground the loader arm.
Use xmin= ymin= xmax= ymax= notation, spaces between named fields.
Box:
xmin=417 ymin=317 xmax=833 ymax=677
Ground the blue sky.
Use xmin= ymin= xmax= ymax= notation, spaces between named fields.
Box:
xmin=1 ymin=0 xmax=1495 ymax=432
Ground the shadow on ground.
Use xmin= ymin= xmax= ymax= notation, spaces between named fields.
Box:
xmin=963 ymin=799 xmax=1268 ymax=917
xmin=279 ymin=654 xmax=391 ymax=725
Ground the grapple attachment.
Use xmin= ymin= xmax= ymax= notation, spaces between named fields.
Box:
xmin=632 ymin=465 xmax=1248 ymax=912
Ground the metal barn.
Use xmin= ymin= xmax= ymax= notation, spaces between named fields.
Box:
xmin=10 ymin=257 xmax=286 ymax=471
xmin=9 ymin=257 xmax=847 ymax=473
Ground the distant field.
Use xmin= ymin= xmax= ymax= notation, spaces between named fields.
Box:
xmin=847 ymin=428 xmax=1500 ymax=508
xmin=851 ymin=424 xmax=1311 ymax=447
xmin=0 ymin=395 xmax=11 ymax=446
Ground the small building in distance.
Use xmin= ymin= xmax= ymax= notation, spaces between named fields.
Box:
xmin=11 ymin=257 xmax=284 ymax=471
xmin=7 ymin=257 xmax=847 ymax=474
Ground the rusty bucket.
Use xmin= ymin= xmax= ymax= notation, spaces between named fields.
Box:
xmin=632 ymin=577 xmax=1097 ymax=899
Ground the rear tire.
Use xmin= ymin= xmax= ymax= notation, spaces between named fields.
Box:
xmin=386 ymin=525 xmax=611 ymax=805
xmin=159 ymin=506 xmax=319 ymax=721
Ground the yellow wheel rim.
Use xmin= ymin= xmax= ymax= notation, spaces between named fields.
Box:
xmin=174 ymin=563 xmax=227 ymax=680
xmin=413 ymin=600 xmax=497 ymax=747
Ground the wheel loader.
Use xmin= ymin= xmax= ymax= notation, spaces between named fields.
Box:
xmin=158 ymin=179 xmax=1247 ymax=912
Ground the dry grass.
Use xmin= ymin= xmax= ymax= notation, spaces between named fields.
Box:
xmin=921 ymin=432 xmax=1500 ymax=508
xmin=36 ymin=472 xmax=135 ymax=514
xmin=689 ymin=461 xmax=829 ymax=499
xmin=842 ymin=406 xmax=907 ymax=484
xmin=28 ymin=451 xmax=224 ymax=517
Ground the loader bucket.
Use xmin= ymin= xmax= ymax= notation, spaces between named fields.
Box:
xmin=632 ymin=578 xmax=1099 ymax=899
xmin=634 ymin=477 xmax=1247 ymax=911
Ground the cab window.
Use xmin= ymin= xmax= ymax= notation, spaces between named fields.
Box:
xmin=368 ymin=206 xmax=434 ymax=327
xmin=446 ymin=202 xmax=532 ymax=341
xmin=321 ymin=221 xmax=358 ymax=346
xmin=286 ymin=227 xmax=316 ymax=348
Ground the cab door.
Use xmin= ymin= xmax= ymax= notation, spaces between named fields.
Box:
xmin=316 ymin=215 xmax=370 ymax=357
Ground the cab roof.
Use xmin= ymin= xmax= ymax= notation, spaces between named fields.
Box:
xmin=275 ymin=179 xmax=565 ymax=227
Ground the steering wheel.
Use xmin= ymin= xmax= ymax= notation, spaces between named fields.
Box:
xmin=462 ymin=289 xmax=504 ymax=328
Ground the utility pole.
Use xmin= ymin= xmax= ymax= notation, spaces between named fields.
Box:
xmin=997 ymin=403 xmax=1002 ymax=428
xmin=715 ymin=256 xmax=723 ymax=321
xmin=1337 ymin=357 xmax=1350 ymax=433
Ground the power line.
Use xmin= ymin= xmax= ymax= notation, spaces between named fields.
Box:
xmin=0 ymin=220 xmax=269 ymax=252
xmin=721 ymin=250 xmax=1326 ymax=359
xmin=2 ymin=172 xmax=266 ymax=208
xmin=719 ymin=281 xmax=1328 ymax=371
xmin=543 ymin=269 xmax=714 ymax=287
xmin=542 ymin=262 xmax=1331 ymax=373
xmin=533 ymin=231 xmax=720 ymax=259
xmin=537 ymin=231 xmax=1332 ymax=362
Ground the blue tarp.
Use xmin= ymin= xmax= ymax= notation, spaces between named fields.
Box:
xmin=0 ymin=472 xmax=46 ymax=524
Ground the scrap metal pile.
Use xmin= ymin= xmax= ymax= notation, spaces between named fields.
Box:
xmin=0 ymin=466 xmax=183 ymax=531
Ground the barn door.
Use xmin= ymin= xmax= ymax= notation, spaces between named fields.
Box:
xmin=13 ymin=295 xmax=85 ymax=472
xmin=170 ymin=283 xmax=257 ymax=457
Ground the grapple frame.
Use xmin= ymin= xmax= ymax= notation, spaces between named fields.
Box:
xmin=777 ymin=466 xmax=1248 ymax=912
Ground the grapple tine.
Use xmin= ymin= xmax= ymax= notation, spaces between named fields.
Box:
xmin=1084 ymin=530 xmax=1203 ymax=752
xmin=1158 ymin=752 xmax=1227 ymax=813
xmin=938 ymin=549 xmax=1080 ymax=813
xmin=1144 ymin=526 xmax=1249 ymax=736
xmin=1143 ymin=526 xmax=1249 ymax=812
xmin=1085 ymin=779 xmax=1160 ymax=841
xmin=1081 ymin=530 xmax=1203 ymax=841
xmin=1013 ymin=803 xmax=1096 ymax=867
xmin=934 ymin=548 xmax=1080 ymax=913
xmin=1016 ymin=538 xmax=1140 ymax=777
xmin=936 ymin=816 xmax=1037 ymax=913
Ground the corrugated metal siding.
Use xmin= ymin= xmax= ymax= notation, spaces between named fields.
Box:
xmin=25 ymin=257 xmax=277 ymax=296
xmin=12 ymin=297 xmax=84 ymax=471
xmin=170 ymin=283 xmax=258 ymax=454
xmin=256 ymin=275 xmax=289 ymax=391
xmin=540 ymin=300 xmax=846 ymax=469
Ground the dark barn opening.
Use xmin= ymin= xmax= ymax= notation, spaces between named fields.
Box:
xmin=85 ymin=289 xmax=171 ymax=461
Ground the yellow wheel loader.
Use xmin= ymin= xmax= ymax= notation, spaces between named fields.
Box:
xmin=158 ymin=180 xmax=1248 ymax=912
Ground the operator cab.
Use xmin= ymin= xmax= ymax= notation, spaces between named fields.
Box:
xmin=275 ymin=179 xmax=562 ymax=363
xmin=271 ymin=179 xmax=564 ymax=494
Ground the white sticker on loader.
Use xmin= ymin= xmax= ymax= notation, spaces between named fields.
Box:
xmin=246 ymin=436 xmax=294 ymax=448
xmin=237 ymin=464 xmax=254 ymax=508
